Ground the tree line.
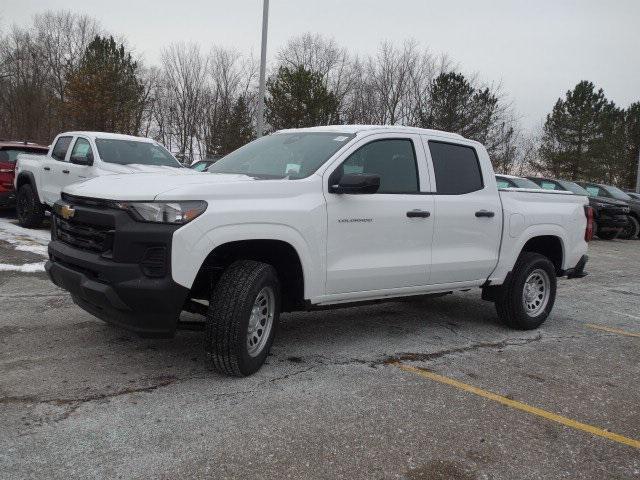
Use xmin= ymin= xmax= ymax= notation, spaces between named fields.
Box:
xmin=0 ymin=11 xmax=637 ymax=187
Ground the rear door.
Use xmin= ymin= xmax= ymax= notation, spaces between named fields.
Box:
xmin=42 ymin=136 xmax=73 ymax=204
xmin=423 ymin=138 xmax=502 ymax=284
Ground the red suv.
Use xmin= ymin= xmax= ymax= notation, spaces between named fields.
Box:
xmin=0 ymin=141 xmax=49 ymax=208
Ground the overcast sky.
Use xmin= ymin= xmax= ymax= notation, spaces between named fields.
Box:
xmin=2 ymin=0 xmax=639 ymax=131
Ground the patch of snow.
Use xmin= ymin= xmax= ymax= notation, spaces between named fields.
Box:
xmin=0 ymin=261 xmax=46 ymax=272
xmin=0 ymin=217 xmax=50 ymax=258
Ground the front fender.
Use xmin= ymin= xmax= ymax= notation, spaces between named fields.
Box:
xmin=171 ymin=222 xmax=321 ymax=299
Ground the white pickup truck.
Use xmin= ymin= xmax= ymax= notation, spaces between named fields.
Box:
xmin=14 ymin=131 xmax=184 ymax=228
xmin=45 ymin=125 xmax=591 ymax=376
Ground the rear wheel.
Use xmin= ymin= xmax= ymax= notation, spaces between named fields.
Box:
xmin=205 ymin=260 xmax=280 ymax=377
xmin=619 ymin=215 xmax=639 ymax=239
xmin=16 ymin=184 xmax=45 ymax=228
xmin=495 ymin=252 xmax=557 ymax=330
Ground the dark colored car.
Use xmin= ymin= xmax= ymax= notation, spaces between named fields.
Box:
xmin=495 ymin=174 xmax=544 ymax=189
xmin=0 ymin=141 xmax=49 ymax=208
xmin=625 ymin=191 xmax=640 ymax=201
xmin=577 ymin=182 xmax=640 ymax=239
xmin=190 ymin=155 xmax=222 ymax=172
xmin=528 ymin=177 xmax=630 ymax=240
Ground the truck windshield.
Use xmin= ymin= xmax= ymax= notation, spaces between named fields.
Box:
xmin=605 ymin=185 xmax=633 ymax=201
xmin=95 ymin=139 xmax=182 ymax=168
xmin=208 ymin=132 xmax=355 ymax=179
xmin=558 ymin=180 xmax=590 ymax=196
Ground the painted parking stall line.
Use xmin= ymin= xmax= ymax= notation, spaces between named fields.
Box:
xmin=585 ymin=323 xmax=640 ymax=338
xmin=393 ymin=362 xmax=640 ymax=450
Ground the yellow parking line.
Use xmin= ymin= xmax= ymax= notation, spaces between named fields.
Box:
xmin=394 ymin=363 xmax=640 ymax=450
xmin=585 ymin=323 xmax=640 ymax=338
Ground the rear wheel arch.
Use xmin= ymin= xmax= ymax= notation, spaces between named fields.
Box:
xmin=191 ymin=239 xmax=305 ymax=312
xmin=519 ymin=235 xmax=564 ymax=274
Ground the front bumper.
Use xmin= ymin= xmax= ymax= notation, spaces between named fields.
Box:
xmin=597 ymin=212 xmax=628 ymax=230
xmin=46 ymin=196 xmax=190 ymax=337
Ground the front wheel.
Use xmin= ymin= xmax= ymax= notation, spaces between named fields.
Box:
xmin=16 ymin=184 xmax=45 ymax=228
xmin=495 ymin=252 xmax=557 ymax=330
xmin=205 ymin=260 xmax=280 ymax=377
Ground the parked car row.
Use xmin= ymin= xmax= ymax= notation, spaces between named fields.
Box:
xmin=495 ymin=174 xmax=640 ymax=241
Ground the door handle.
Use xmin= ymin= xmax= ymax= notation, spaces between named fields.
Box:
xmin=475 ymin=210 xmax=495 ymax=218
xmin=407 ymin=210 xmax=431 ymax=218
xmin=44 ymin=167 xmax=51 ymax=171
xmin=62 ymin=169 xmax=70 ymax=174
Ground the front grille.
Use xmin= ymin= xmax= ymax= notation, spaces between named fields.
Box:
xmin=54 ymin=217 xmax=114 ymax=253
xmin=61 ymin=193 xmax=115 ymax=209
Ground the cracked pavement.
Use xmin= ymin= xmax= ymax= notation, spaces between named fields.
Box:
xmin=1 ymin=218 xmax=639 ymax=479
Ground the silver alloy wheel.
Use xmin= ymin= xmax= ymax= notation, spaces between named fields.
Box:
xmin=522 ymin=269 xmax=550 ymax=317
xmin=246 ymin=286 xmax=275 ymax=357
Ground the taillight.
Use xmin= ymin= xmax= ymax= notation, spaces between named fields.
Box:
xmin=584 ymin=205 xmax=594 ymax=242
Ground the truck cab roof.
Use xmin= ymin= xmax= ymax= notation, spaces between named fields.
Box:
xmin=276 ymin=124 xmax=465 ymax=140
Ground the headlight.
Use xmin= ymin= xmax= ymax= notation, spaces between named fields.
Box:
xmin=115 ymin=201 xmax=207 ymax=224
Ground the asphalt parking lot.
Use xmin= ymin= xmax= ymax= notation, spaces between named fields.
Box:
xmin=1 ymin=213 xmax=639 ymax=479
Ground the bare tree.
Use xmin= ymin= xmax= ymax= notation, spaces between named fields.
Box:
xmin=157 ymin=43 xmax=209 ymax=163
xmin=277 ymin=33 xmax=355 ymax=119
xmin=203 ymin=47 xmax=258 ymax=155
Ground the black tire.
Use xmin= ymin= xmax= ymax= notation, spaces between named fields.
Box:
xmin=596 ymin=229 xmax=619 ymax=240
xmin=619 ymin=215 xmax=640 ymax=240
xmin=16 ymin=183 xmax=45 ymax=228
xmin=205 ymin=260 xmax=280 ymax=377
xmin=495 ymin=252 xmax=557 ymax=330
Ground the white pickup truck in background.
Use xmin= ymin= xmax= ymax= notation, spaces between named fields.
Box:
xmin=14 ymin=131 xmax=185 ymax=228
xmin=45 ymin=125 xmax=591 ymax=376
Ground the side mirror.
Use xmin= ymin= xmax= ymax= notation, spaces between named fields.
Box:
xmin=330 ymin=173 xmax=380 ymax=194
xmin=70 ymin=152 xmax=93 ymax=166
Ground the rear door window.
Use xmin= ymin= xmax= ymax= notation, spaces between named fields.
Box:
xmin=428 ymin=141 xmax=483 ymax=194
xmin=52 ymin=136 xmax=73 ymax=161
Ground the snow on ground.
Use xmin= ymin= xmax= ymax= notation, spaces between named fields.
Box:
xmin=0 ymin=217 xmax=50 ymax=271
xmin=0 ymin=261 xmax=46 ymax=272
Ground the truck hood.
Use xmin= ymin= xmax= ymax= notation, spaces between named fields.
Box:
xmin=64 ymin=171 xmax=265 ymax=200
xmin=95 ymin=163 xmax=190 ymax=175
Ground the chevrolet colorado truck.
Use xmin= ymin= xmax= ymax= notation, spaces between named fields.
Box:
xmin=14 ymin=131 xmax=184 ymax=228
xmin=45 ymin=126 xmax=591 ymax=377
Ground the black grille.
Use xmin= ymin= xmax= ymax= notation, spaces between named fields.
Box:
xmin=61 ymin=193 xmax=114 ymax=209
xmin=54 ymin=217 xmax=114 ymax=253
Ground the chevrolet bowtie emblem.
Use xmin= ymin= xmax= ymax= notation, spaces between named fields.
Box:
xmin=60 ymin=204 xmax=75 ymax=220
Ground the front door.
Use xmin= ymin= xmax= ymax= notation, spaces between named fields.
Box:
xmin=61 ymin=137 xmax=95 ymax=192
xmin=324 ymin=135 xmax=434 ymax=295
